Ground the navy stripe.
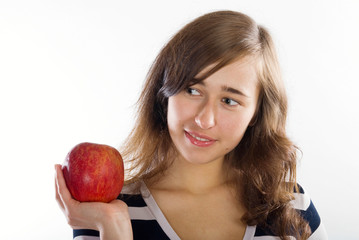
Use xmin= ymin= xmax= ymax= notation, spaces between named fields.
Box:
xmin=299 ymin=200 xmax=321 ymax=233
xmin=131 ymin=220 xmax=170 ymax=240
xmin=118 ymin=194 xmax=147 ymax=207
xmin=254 ymin=223 xmax=275 ymax=236
xmin=73 ymin=229 xmax=99 ymax=238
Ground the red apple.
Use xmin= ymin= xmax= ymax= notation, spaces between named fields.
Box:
xmin=62 ymin=142 xmax=124 ymax=202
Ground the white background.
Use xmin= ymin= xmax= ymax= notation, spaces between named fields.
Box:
xmin=0 ymin=0 xmax=358 ymax=239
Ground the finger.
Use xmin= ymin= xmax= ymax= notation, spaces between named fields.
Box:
xmin=55 ymin=164 xmax=77 ymax=210
xmin=55 ymin=164 xmax=65 ymax=210
xmin=55 ymin=164 xmax=87 ymax=229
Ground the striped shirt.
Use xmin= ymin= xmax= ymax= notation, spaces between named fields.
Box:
xmin=73 ymin=182 xmax=327 ymax=240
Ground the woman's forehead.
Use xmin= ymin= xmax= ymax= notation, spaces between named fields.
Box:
xmin=194 ymin=56 xmax=258 ymax=81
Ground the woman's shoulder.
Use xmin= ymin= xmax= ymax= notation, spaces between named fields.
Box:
xmin=294 ymin=183 xmax=328 ymax=239
xmin=254 ymin=183 xmax=328 ymax=239
xmin=292 ymin=183 xmax=328 ymax=238
xmin=291 ymin=183 xmax=312 ymax=211
xmin=264 ymin=183 xmax=328 ymax=239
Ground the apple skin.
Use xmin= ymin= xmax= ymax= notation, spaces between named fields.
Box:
xmin=62 ymin=142 xmax=124 ymax=203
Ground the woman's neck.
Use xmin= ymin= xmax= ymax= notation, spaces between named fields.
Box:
xmin=150 ymin=154 xmax=228 ymax=195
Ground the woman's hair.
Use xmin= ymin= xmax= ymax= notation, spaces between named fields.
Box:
xmin=121 ymin=10 xmax=311 ymax=239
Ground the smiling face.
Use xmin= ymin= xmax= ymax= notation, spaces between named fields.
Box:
xmin=167 ymin=57 xmax=260 ymax=166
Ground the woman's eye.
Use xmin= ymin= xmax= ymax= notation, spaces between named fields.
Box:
xmin=222 ymin=98 xmax=239 ymax=106
xmin=186 ymin=87 xmax=200 ymax=96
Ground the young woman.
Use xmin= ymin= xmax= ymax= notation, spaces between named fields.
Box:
xmin=55 ymin=10 xmax=328 ymax=240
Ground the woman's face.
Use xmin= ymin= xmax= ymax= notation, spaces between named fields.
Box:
xmin=167 ymin=58 xmax=260 ymax=165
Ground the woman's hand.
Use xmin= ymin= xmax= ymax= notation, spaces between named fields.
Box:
xmin=55 ymin=164 xmax=133 ymax=240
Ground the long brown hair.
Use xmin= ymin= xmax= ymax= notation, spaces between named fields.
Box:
xmin=121 ymin=10 xmax=311 ymax=239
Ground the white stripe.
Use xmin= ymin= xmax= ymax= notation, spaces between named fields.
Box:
xmin=253 ymin=237 xmax=281 ymax=240
xmin=290 ymin=193 xmax=311 ymax=211
xmin=74 ymin=236 xmax=99 ymax=240
xmin=128 ymin=206 xmax=156 ymax=220
xmin=243 ymin=225 xmax=256 ymax=240
xmin=253 ymin=236 xmax=295 ymax=240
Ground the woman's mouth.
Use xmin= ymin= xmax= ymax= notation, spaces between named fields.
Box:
xmin=184 ymin=131 xmax=216 ymax=147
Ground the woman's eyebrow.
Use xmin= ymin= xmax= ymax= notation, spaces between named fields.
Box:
xmin=194 ymin=81 xmax=250 ymax=98
xmin=221 ymin=85 xmax=250 ymax=98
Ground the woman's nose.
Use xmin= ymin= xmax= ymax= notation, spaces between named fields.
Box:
xmin=195 ymin=101 xmax=216 ymax=129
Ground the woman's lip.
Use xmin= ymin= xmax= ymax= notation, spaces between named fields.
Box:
xmin=185 ymin=130 xmax=216 ymax=141
xmin=184 ymin=131 xmax=216 ymax=147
